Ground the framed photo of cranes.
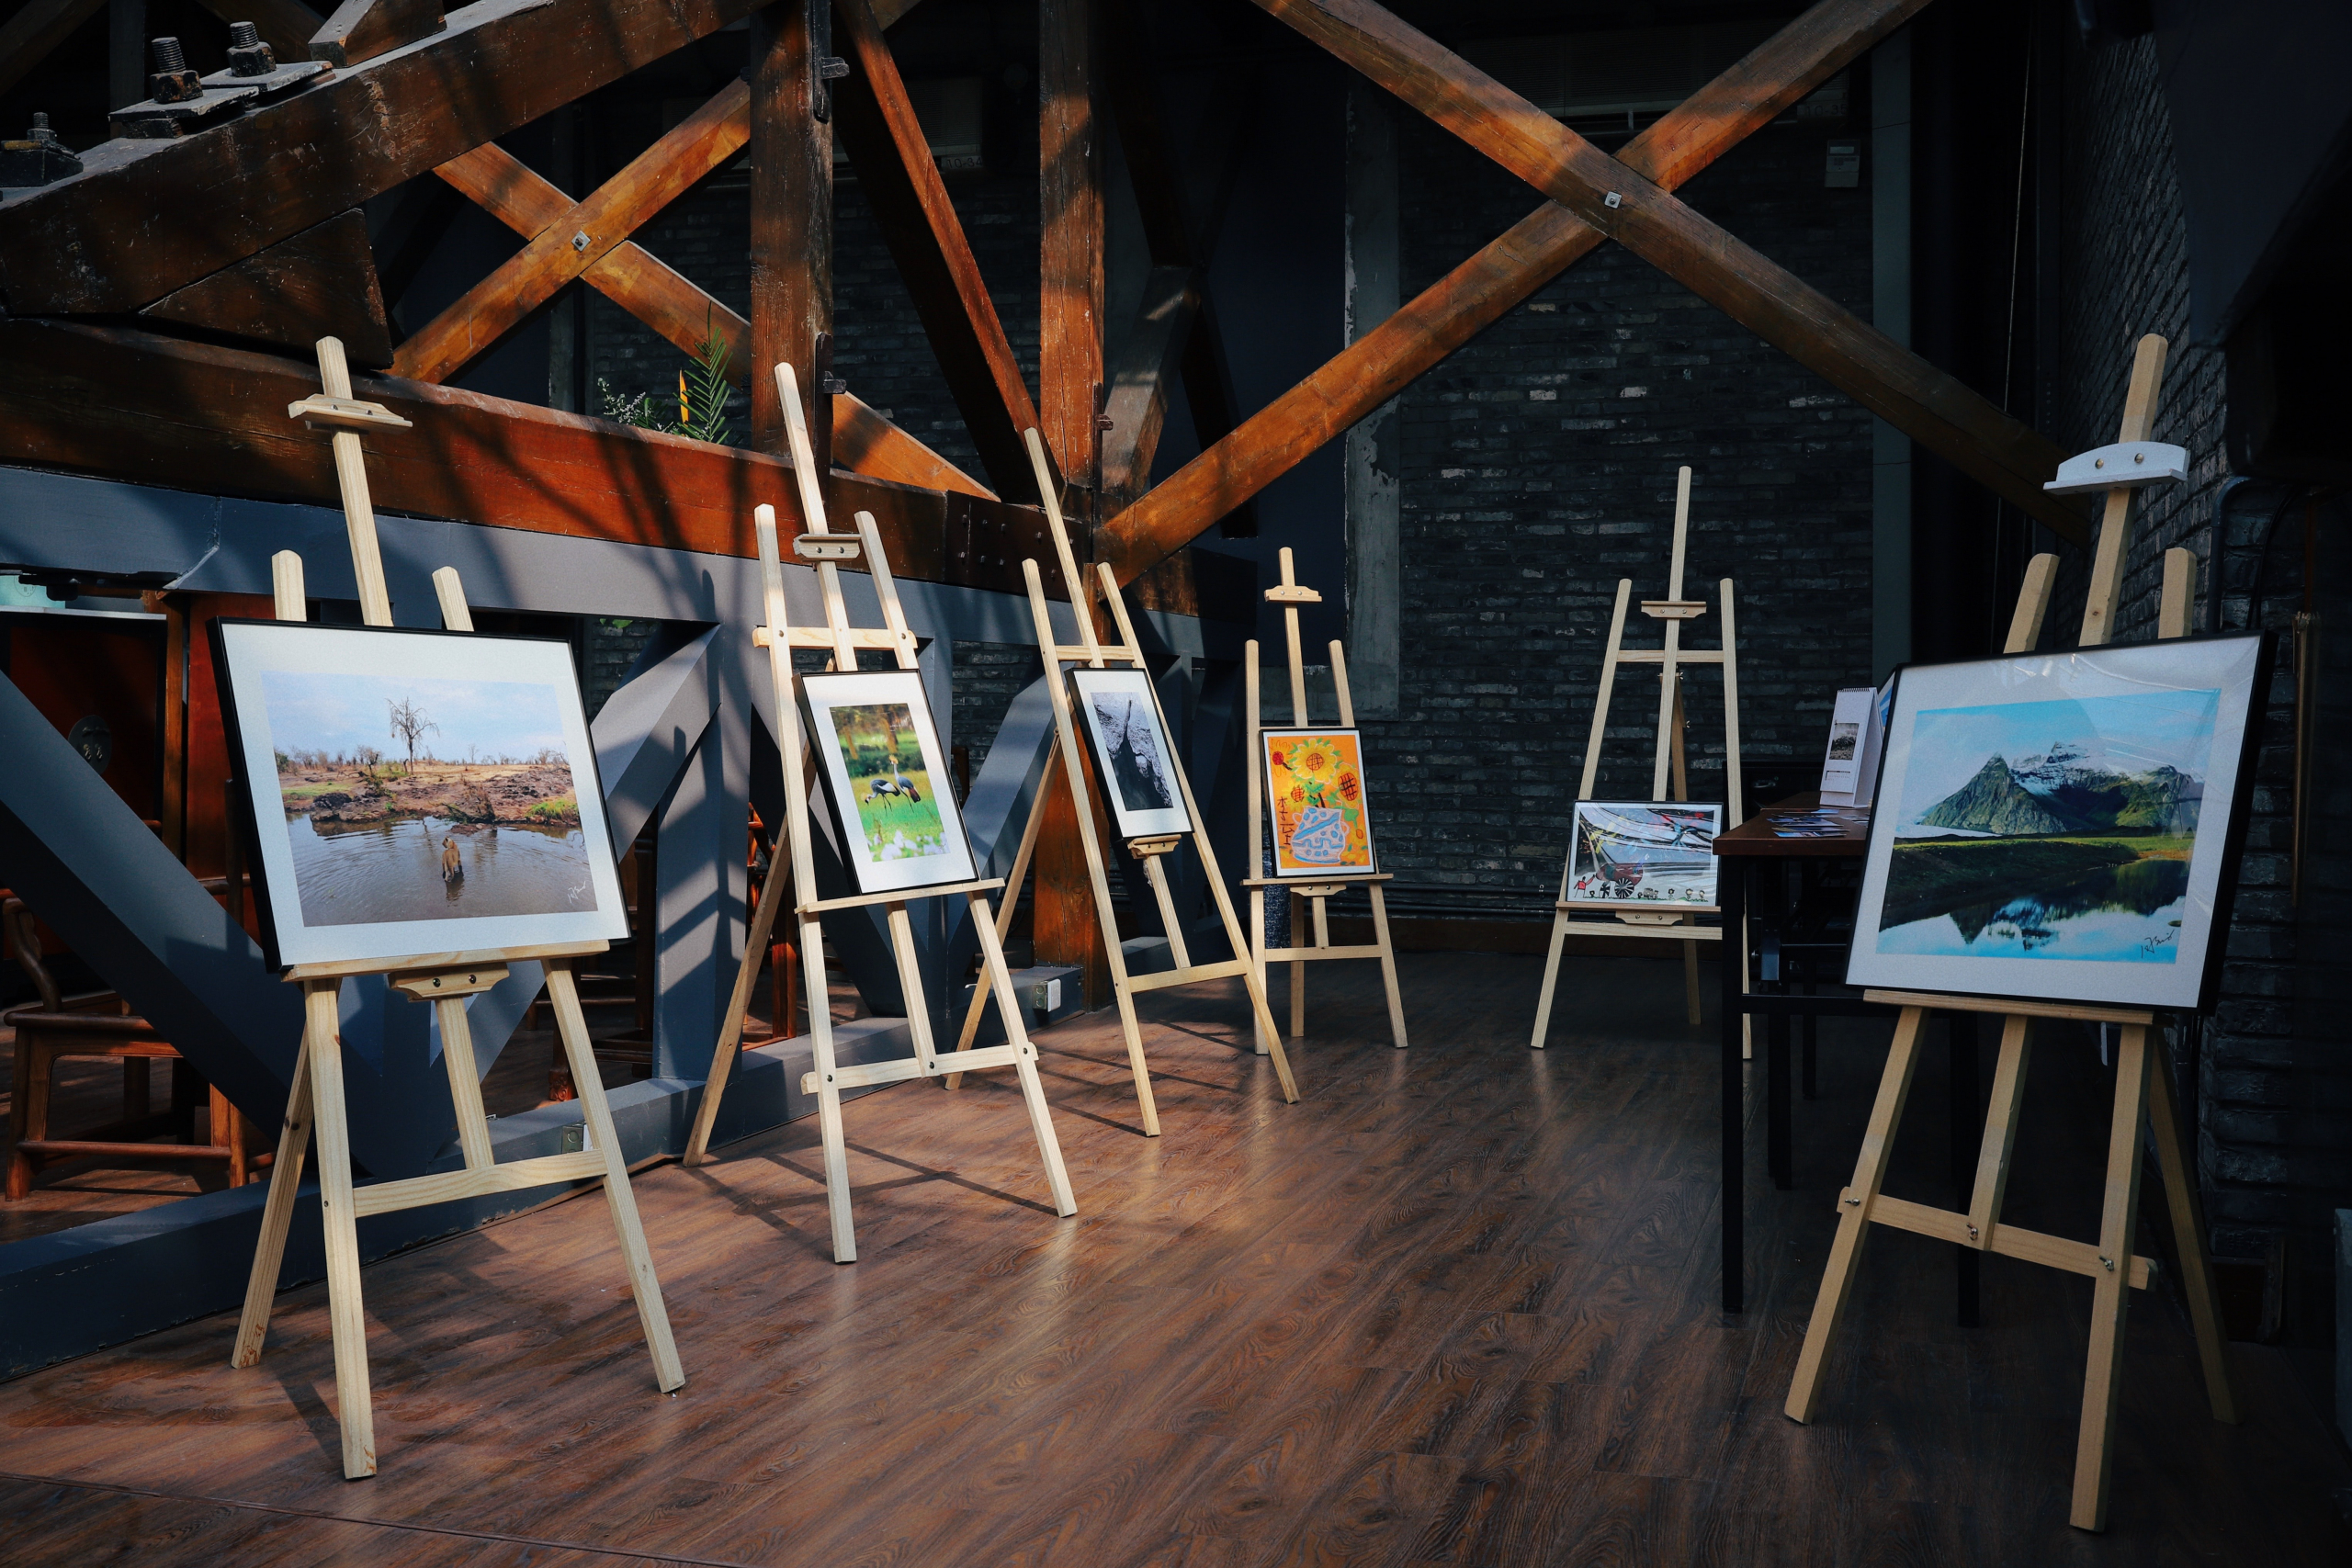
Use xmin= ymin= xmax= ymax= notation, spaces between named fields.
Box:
xmin=799 ymin=669 xmax=978 ymax=896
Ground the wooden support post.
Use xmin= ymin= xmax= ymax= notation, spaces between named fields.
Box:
xmin=751 ymin=0 xmax=833 ymax=456
xmin=1039 ymin=0 xmax=1105 ymax=510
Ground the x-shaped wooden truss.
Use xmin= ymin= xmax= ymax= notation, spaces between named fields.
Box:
xmin=1100 ymin=0 xmax=2094 ymax=582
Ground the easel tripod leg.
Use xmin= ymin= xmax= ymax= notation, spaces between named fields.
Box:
xmin=2145 ymin=1032 xmax=2236 ymax=1423
xmin=1530 ymin=909 xmax=1572 ymax=1049
xmin=1786 ymin=1004 xmax=1928 ymax=1424
xmin=547 ymin=963 xmax=684 ymax=1391
xmin=1249 ymin=886 xmax=1271 ymax=1055
xmin=1110 ymin=981 xmax=1163 ymax=1138
xmin=797 ymin=913 xmax=862 ymax=1258
xmin=231 ymin=1027 xmax=317 ymax=1369
xmin=1288 ymin=892 xmax=1306 ymax=1039
xmin=2071 ymin=1024 xmax=2153 ymax=1531
xmin=1368 ymin=884 xmax=1408 ymax=1049
xmin=972 ymin=893 xmax=1077 ymax=1217
xmin=299 ymin=981 xmax=377 ymax=1479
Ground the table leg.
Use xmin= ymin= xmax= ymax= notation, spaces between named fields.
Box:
xmin=1802 ymin=973 xmax=1818 ymax=1101
xmin=1951 ymin=1010 xmax=1982 ymax=1327
xmin=1721 ymin=859 xmax=1747 ymax=1313
xmin=1769 ymin=1004 xmax=1792 ymax=1190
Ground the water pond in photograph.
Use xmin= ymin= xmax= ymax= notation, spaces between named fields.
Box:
xmin=1877 ymin=834 xmax=2192 ymax=963
xmin=285 ymin=815 xmax=597 ymax=927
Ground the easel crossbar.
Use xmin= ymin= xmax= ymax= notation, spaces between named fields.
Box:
xmin=797 ymin=876 xmax=1005 ymax=916
xmin=1124 ymin=958 xmax=1253 ymax=994
xmin=1259 ymin=943 xmax=1388 ymax=963
xmin=803 ymin=1042 xmax=1028 ymax=1094
xmin=1552 ymin=921 xmax=1723 ymax=942
xmin=1853 ymin=1190 xmax=2154 ymax=1288
xmin=349 ymin=1150 xmax=607 ymax=1218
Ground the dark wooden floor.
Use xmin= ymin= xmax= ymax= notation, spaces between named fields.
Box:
xmin=1 ymin=953 xmax=2345 ymax=1566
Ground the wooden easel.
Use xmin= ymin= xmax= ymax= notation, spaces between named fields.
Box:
xmin=232 ymin=337 xmax=684 ymax=1480
xmin=1784 ymin=333 xmax=2235 ymax=1533
xmin=1531 ymin=466 xmax=1742 ymax=1044
xmin=1242 ymin=547 xmax=1408 ymax=1053
xmin=679 ymin=365 xmax=1075 ymax=1259
xmin=952 ymin=429 xmax=1297 ymax=1136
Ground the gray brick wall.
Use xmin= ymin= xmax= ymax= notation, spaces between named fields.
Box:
xmin=1365 ymin=111 xmax=1877 ymax=913
xmin=2054 ymin=34 xmax=2342 ymax=1303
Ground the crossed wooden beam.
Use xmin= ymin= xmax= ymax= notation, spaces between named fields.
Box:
xmin=1099 ymin=0 xmax=2094 ymax=584
xmin=395 ymin=0 xmax=1006 ymax=502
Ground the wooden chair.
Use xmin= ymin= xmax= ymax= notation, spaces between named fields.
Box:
xmin=3 ymin=893 xmax=258 ymax=1200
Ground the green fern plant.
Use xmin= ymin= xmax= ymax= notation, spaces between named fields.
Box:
xmin=598 ymin=313 xmax=737 ymax=445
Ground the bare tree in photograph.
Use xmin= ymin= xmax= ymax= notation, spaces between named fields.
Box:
xmin=387 ymin=697 xmax=437 ymax=777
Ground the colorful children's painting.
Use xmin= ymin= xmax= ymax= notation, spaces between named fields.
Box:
xmin=1262 ymin=728 xmax=1376 ymax=876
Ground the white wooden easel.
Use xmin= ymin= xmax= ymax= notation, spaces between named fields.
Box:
xmin=1242 ymin=548 xmax=1408 ymax=1053
xmin=1785 ymin=333 xmax=2235 ymax=1533
xmin=679 ymin=365 xmax=1075 ymax=1259
xmin=232 ymin=337 xmax=684 ymax=1480
xmin=1531 ymin=466 xmax=1742 ymax=1045
xmin=952 ymin=430 xmax=1297 ymax=1136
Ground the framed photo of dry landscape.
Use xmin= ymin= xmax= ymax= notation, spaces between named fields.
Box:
xmin=1261 ymin=728 xmax=1376 ymax=876
xmin=799 ymin=670 xmax=978 ymax=896
xmin=210 ymin=620 xmax=630 ymax=972
xmin=1566 ymin=801 xmax=1723 ymax=908
xmin=1845 ymin=634 xmax=2268 ymax=1011
xmin=1069 ymin=668 xmax=1193 ymax=841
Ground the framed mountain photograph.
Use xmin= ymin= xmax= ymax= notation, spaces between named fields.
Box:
xmin=1262 ymin=728 xmax=1376 ymax=876
xmin=799 ymin=670 xmax=978 ymax=896
xmin=211 ymin=620 xmax=630 ymax=972
xmin=1069 ymin=667 xmax=1193 ymax=840
xmin=1566 ymin=801 xmax=1724 ymax=908
xmin=1845 ymin=634 xmax=2269 ymax=1011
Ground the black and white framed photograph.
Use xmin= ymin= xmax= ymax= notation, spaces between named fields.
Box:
xmin=799 ymin=670 xmax=978 ymax=895
xmin=211 ymin=620 xmax=630 ymax=971
xmin=1069 ymin=667 xmax=1193 ymax=840
xmin=1845 ymin=634 xmax=2268 ymax=1011
xmin=1566 ymin=801 xmax=1723 ymax=908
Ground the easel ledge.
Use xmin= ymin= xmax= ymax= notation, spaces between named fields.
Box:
xmin=283 ymin=939 xmax=609 ymax=983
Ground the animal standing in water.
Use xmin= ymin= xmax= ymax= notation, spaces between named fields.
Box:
xmin=862 ymin=754 xmax=922 ymax=811
xmin=441 ymin=834 xmax=463 ymax=883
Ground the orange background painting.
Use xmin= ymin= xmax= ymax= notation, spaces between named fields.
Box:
xmin=1263 ymin=729 xmax=1374 ymax=874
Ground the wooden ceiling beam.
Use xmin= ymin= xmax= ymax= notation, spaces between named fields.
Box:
xmin=832 ymin=0 xmax=1048 ymax=502
xmin=749 ymin=0 xmax=833 ymax=462
xmin=1097 ymin=1 xmax=1258 ymax=527
xmin=1100 ymin=0 xmax=2065 ymax=581
xmin=430 ymin=137 xmax=992 ymax=499
xmin=1100 ymin=265 xmax=1200 ymax=504
xmin=395 ymin=82 xmax=747 ymax=384
xmin=1249 ymin=0 xmax=2087 ymax=540
xmin=0 ymin=0 xmax=771 ymax=315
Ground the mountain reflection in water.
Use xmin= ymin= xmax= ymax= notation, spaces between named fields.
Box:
xmin=1878 ymin=857 xmax=2190 ymax=962
xmin=287 ymin=814 xmax=596 ymax=928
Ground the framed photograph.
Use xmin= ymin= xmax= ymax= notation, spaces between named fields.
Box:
xmin=1069 ymin=668 xmax=1193 ymax=840
xmin=210 ymin=620 xmax=629 ymax=972
xmin=1262 ymin=728 xmax=1376 ymax=876
xmin=799 ymin=670 xmax=978 ymax=895
xmin=1566 ymin=802 xmax=1724 ymax=908
xmin=1845 ymin=634 xmax=2269 ymax=1011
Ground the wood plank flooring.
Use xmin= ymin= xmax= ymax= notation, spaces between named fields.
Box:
xmin=0 ymin=953 xmax=2344 ymax=1565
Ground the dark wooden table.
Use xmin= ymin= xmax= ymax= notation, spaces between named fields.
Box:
xmin=1713 ymin=794 xmax=1980 ymax=1317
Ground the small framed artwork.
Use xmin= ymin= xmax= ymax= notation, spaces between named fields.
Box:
xmin=1845 ymin=634 xmax=2269 ymax=1011
xmin=799 ymin=670 xmax=978 ymax=895
xmin=1069 ymin=668 xmax=1193 ymax=840
xmin=1816 ymin=685 xmax=1874 ymax=802
xmin=1262 ymin=728 xmax=1376 ymax=876
xmin=1566 ymin=801 xmax=1724 ymax=908
xmin=210 ymin=620 xmax=630 ymax=972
